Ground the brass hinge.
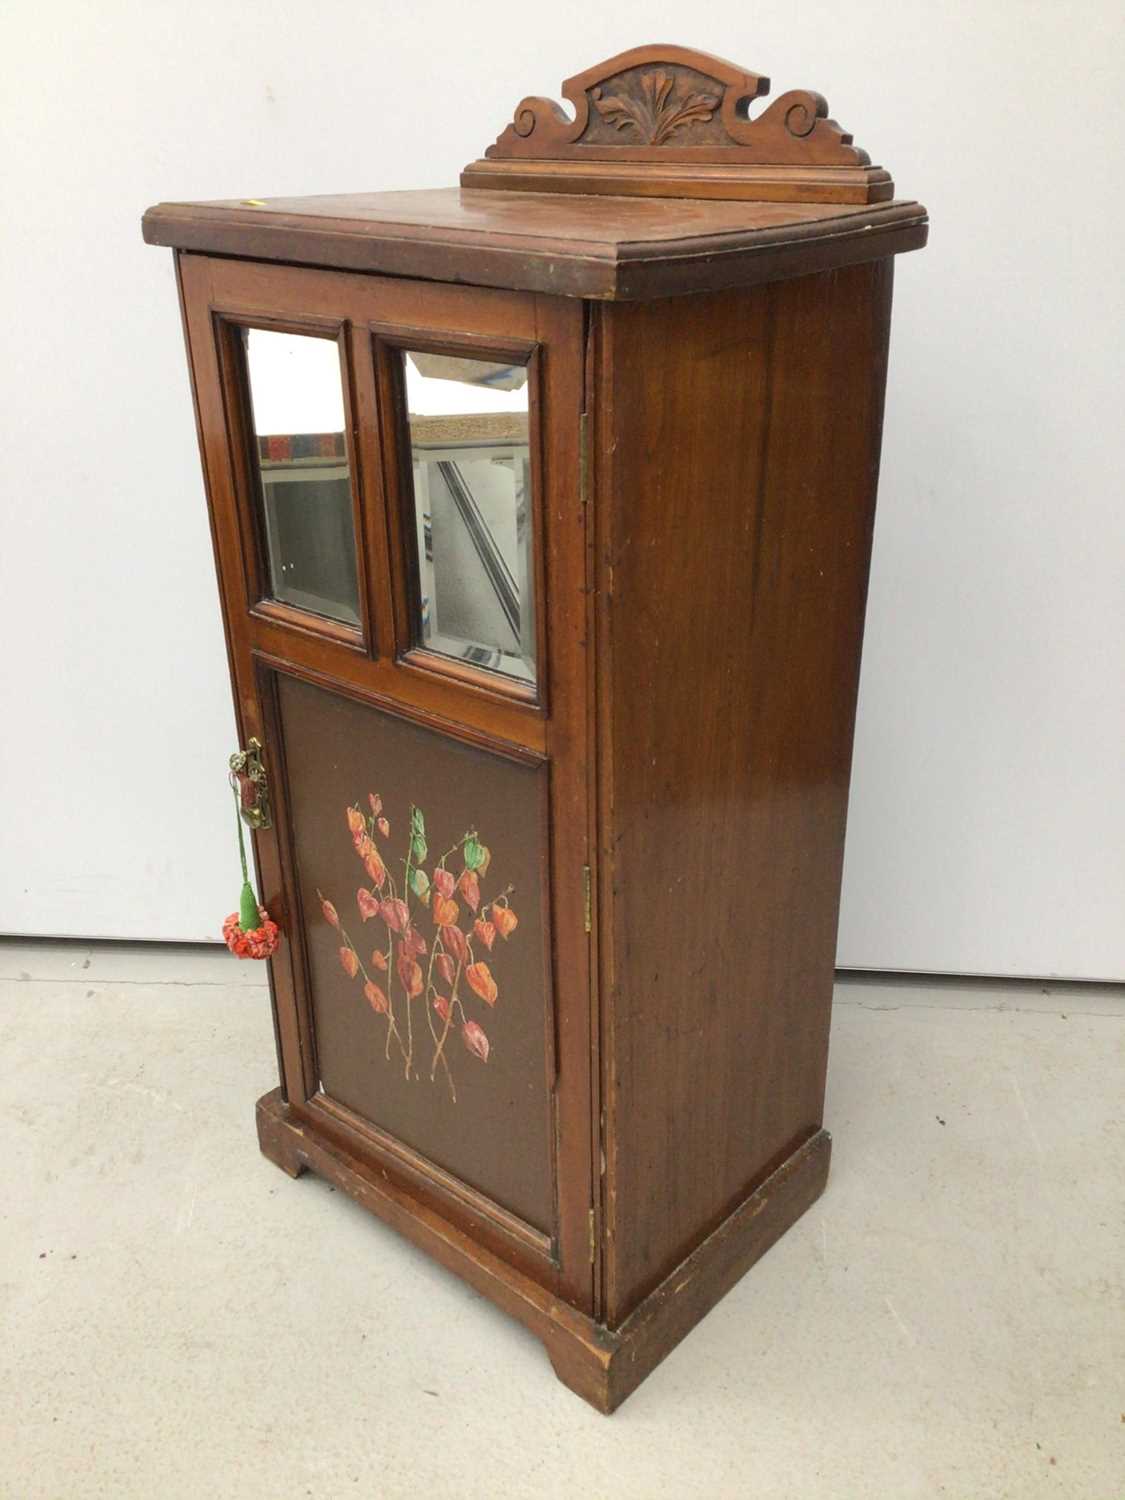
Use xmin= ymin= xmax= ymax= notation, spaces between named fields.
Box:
xmin=588 ymin=1207 xmax=596 ymax=1264
xmin=583 ymin=865 xmax=592 ymax=933
xmin=579 ymin=412 xmax=590 ymax=506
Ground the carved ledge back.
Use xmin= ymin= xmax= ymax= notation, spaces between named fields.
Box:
xmin=461 ymin=45 xmax=893 ymax=205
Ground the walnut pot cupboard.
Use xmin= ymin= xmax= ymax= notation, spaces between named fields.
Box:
xmin=143 ymin=45 xmax=927 ymax=1412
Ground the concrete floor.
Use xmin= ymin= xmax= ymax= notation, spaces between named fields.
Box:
xmin=1 ymin=941 xmax=1121 ymax=1499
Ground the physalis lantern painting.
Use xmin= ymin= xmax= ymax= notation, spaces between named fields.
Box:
xmin=319 ymin=793 xmax=519 ymax=1102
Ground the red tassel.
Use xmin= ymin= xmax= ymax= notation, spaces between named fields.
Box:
xmin=223 ymin=908 xmax=281 ymax=960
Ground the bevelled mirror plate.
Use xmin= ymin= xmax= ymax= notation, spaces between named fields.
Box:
xmin=242 ymin=328 xmax=361 ymax=627
xmin=401 ymin=351 xmax=536 ymax=686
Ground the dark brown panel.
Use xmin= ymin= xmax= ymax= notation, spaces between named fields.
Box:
xmin=597 ymin=261 xmax=894 ymax=1323
xmin=275 ymin=672 xmax=556 ymax=1235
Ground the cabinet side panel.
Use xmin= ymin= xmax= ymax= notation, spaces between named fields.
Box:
xmin=600 ymin=263 xmax=894 ymax=1323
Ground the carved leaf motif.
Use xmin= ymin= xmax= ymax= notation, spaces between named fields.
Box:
xmin=593 ymin=91 xmax=650 ymax=137
xmin=653 ymin=91 xmax=721 ymax=145
xmin=591 ymin=70 xmax=720 ymax=146
xmin=479 ymin=48 xmax=873 ymax=173
xmin=647 ymin=71 xmax=673 ymax=115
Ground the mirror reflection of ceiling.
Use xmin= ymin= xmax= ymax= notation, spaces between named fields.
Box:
xmin=246 ymin=329 xmax=346 ymax=436
xmin=405 ymin=352 xmax=528 ymax=416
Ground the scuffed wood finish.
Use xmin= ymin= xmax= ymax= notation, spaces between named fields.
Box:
xmin=257 ymin=1086 xmax=830 ymax=1413
xmin=464 ymin=44 xmax=890 ymax=203
xmin=143 ymin=190 xmax=927 ymax=301
xmin=594 ymin=261 xmax=894 ymax=1324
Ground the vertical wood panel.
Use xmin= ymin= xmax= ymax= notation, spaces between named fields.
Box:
xmin=600 ymin=263 xmax=894 ymax=1324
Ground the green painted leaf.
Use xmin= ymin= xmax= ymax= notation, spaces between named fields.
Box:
xmin=463 ymin=836 xmax=485 ymax=871
xmin=411 ymin=832 xmax=428 ymax=864
xmin=409 ymin=867 xmax=431 ymax=903
xmin=411 ymin=806 xmax=426 ymax=836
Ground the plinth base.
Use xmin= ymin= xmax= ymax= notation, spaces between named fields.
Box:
xmin=257 ymin=1087 xmax=830 ymax=1413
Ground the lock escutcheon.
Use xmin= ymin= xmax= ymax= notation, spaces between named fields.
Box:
xmin=229 ymin=737 xmax=272 ymax=830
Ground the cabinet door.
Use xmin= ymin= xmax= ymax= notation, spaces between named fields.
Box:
xmin=179 ymin=254 xmax=594 ymax=1309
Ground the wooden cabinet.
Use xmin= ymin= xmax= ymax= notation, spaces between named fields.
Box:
xmin=144 ymin=45 xmax=926 ymax=1412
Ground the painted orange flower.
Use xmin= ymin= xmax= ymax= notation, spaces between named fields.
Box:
xmin=432 ymin=894 xmax=459 ymax=927
xmin=396 ymin=952 xmax=423 ymax=998
xmin=401 ymin=924 xmax=427 ymax=958
xmin=380 ymin=897 xmax=409 ymax=933
xmin=323 ymin=798 xmax=519 ymax=1098
xmin=462 ymin=1021 xmax=490 ymax=1062
xmin=458 ymin=869 xmax=481 ymax=913
xmin=492 ymin=903 xmax=519 ymax=940
xmin=465 ymin=961 xmax=498 ymax=1006
xmin=440 ymin=923 xmax=468 ymax=967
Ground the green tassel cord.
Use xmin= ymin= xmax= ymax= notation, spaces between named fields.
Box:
xmin=234 ymin=780 xmax=262 ymax=932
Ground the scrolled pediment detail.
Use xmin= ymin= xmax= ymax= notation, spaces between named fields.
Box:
xmin=483 ymin=46 xmax=869 ymax=168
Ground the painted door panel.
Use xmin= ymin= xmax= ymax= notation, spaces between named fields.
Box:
xmin=277 ymin=673 xmax=556 ymax=1235
xmin=177 ymin=253 xmax=593 ymax=1308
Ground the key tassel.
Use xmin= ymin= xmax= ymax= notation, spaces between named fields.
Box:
xmin=223 ymin=774 xmax=280 ymax=960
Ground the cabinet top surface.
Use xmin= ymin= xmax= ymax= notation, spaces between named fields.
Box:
xmin=142 ymin=186 xmax=927 ymax=300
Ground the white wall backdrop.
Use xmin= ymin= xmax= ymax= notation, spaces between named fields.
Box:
xmin=2 ymin=0 xmax=1123 ymax=977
